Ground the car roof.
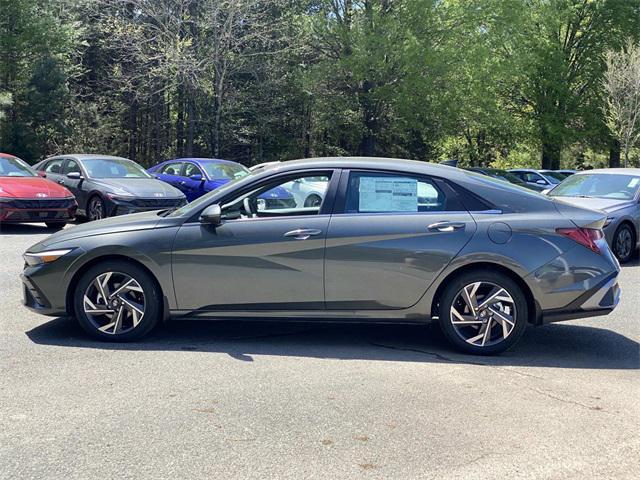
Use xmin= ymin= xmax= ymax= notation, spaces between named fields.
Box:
xmin=573 ymin=168 xmax=640 ymax=176
xmin=166 ymin=157 xmax=241 ymax=165
xmin=45 ymin=154 xmax=135 ymax=162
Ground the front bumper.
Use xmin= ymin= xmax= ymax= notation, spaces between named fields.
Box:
xmin=106 ymin=197 xmax=186 ymax=217
xmin=0 ymin=198 xmax=77 ymax=223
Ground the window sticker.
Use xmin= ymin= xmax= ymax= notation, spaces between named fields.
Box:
xmin=359 ymin=177 xmax=418 ymax=212
xmin=628 ymin=178 xmax=639 ymax=188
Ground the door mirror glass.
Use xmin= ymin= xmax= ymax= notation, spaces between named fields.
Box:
xmin=67 ymin=171 xmax=82 ymax=180
xmin=189 ymin=173 xmax=203 ymax=181
xmin=536 ymin=179 xmax=547 ymax=185
xmin=200 ymin=204 xmax=222 ymax=225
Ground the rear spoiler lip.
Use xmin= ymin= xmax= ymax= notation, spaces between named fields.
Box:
xmin=552 ymin=198 xmax=607 ymax=230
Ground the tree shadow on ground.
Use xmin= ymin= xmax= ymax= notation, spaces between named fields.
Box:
xmin=26 ymin=317 xmax=639 ymax=370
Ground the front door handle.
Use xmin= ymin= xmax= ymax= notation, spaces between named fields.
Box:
xmin=427 ymin=221 xmax=466 ymax=232
xmin=284 ymin=228 xmax=322 ymax=240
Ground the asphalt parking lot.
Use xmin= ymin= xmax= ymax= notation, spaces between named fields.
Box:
xmin=1 ymin=224 xmax=638 ymax=480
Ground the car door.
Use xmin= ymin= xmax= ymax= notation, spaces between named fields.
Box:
xmin=40 ymin=158 xmax=66 ymax=184
xmin=324 ymin=170 xmax=477 ymax=310
xmin=59 ymin=159 xmax=87 ymax=206
xmin=171 ymin=169 xmax=338 ymax=312
xmin=181 ymin=162 xmax=206 ymax=201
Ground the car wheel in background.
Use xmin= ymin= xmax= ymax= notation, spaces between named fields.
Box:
xmin=612 ymin=223 xmax=635 ymax=264
xmin=438 ymin=271 xmax=528 ymax=355
xmin=45 ymin=222 xmax=66 ymax=230
xmin=73 ymin=260 xmax=162 ymax=341
xmin=87 ymin=195 xmax=105 ymax=221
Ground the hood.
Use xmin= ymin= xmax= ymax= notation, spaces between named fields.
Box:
xmin=33 ymin=210 xmax=164 ymax=249
xmin=0 ymin=177 xmax=72 ymax=199
xmin=550 ymin=195 xmax=634 ymax=213
xmin=92 ymin=178 xmax=184 ymax=198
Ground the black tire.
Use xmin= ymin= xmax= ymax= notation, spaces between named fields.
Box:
xmin=612 ymin=223 xmax=635 ymax=264
xmin=438 ymin=270 xmax=528 ymax=355
xmin=304 ymin=194 xmax=322 ymax=208
xmin=87 ymin=195 xmax=106 ymax=222
xmin=73 ymin=260 xmax=162 ymax=342
xmin=45 ymin=222 xmax=66 ymax=230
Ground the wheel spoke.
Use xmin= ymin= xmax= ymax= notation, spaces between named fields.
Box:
xmin=462 ymin=282 xmax=480 ymax=313
xmin=478 ymin=287 xmax=512 ymax=309
xmin=109 ymin=278 xmax=134 ymax=298
xmin=450 ymin=305 xmax=480 ymax=323
xmin=112 ymin=306 xmax=125 ymax=334
xmin=120 ymin=296 xmax=144 ymax=315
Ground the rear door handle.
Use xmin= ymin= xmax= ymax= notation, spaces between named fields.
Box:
xmin=284 ymin=228 xmax=322 ymax=240
xmin=427 ymin=221 xmax=466 ymax=232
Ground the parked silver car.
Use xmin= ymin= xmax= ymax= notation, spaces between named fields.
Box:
xmin=22 ymin=157 xmax=620 ymax=355
xmin=547 ymin=168 xmax=640 ymax=263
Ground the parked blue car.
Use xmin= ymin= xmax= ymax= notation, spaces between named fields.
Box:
xmin=148 ymin=158 xmax=295 ymax=207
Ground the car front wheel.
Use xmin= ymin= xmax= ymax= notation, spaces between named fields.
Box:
xmin=87 ymin=196 xmax=106 ymax=221
xmin=73 ymin=260 xmax=161 ymax=341
xmin=438 ymin=271 xmax=528 ymax=355
xmin=612 ymin=223 xmax=635 ymax=264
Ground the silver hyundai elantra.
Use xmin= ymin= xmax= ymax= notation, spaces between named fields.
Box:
xmin=21 ymin=157 xmax=621 ymax=355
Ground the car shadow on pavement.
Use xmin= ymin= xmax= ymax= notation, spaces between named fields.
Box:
xmin=26 ymin=317 xmax=639 ymax=370
xmin=0 ymin=224 xmax=62 ymax=235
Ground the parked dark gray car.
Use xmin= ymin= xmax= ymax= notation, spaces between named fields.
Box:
xmin=33 ymin=155 xmax=186 ymax=221
xmin=21 ymin=157 xmax=620 ymax=354
xmin=547 ymin=168 xmax=640 ymax=263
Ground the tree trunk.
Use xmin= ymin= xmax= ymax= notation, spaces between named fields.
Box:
xmin=212 ymin=91 xmax=222 ymax=157
xmin=358 ymin=79 xmax=376 ymax=156
xmin=186 ymin=94 xmax=194 ymax=157
xmin=128 ymin=98 xmax=138 ymax=161
xmin=541 ymin=142 xmax=560 ymax=170
xmin=609 ymin=140 xmax=621 ymax=168
xmin=176 ymin=84 xmax=185 ymax=157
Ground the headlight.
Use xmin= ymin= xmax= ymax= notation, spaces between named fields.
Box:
xmin=604 ymin=217 xmax=615 ymax=227
xmin=106 ymin=193 xmax=135 ymax=202
xmin=23 ymin=249 xmax=73 ymax=266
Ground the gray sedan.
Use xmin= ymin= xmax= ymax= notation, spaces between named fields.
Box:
xmin=547 ymin=168 xmax=640 ymax=263
xmin=21 ymin=158 xmax=620 ymax=355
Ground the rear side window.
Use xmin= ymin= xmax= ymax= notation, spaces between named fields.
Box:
xmin=344 ymin=172 xmax=449 ymax=213
xmin=161 ymin=162 xmax=184 ymax=176
xmin=44 ymin=159 xmax=64 ymax=174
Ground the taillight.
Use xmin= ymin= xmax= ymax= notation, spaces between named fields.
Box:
xmin=556 ymin=227 xmax=604 ymax=254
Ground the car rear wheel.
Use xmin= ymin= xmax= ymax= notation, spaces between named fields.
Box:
xmin=612 ymin=223 xmax=635 ymax=264
xmin=438 ymin=271 xmax=528 ymax=355
xmin=87 ymin=196 xmax=105 ymax=221
xmin=73 ymin=261 xmax=161 ymax=341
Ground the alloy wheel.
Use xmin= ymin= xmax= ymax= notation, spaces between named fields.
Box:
xmin=83 ymin=272 xmax=146 ymax=335
xmin=449 ymin=282 xmax=516 ymax=347
xmin=615 ymin=227 xmax=633 ymax=261
xmin=88 ymin=198 xmax=104 ymax=221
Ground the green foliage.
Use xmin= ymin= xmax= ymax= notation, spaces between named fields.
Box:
xmin=0 ymin=0 xmax=638 ymax=167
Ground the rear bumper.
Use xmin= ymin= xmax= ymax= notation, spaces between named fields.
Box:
xmin=540 ymin=273 xmax=620 ymax=324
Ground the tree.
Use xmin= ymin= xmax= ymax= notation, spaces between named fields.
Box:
xmin=603 ymin=40 xmax=640 ymax=167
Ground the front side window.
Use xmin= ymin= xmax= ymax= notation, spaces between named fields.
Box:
xmin=83 ymin=158 xmax=151 ymax=179
xmin=202 ymin=162 xmax=249 ymax=180
xmin=183 ymin=163 xmax=203 ymax=178
xmin=344 ymin=172 xmax=447 ymax=213
xmin=221 ymin=172 xmax=332 ymax=220
xmin=63 ymin=159 xmax=81 ymax=175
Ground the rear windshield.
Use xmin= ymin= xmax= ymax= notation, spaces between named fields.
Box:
xmin=0 ymin=156 xmax=36 ymax=177
xmin=549 ymin=173 xmax=640 ymax=200
xmin=83 ymin=158 xmax=151 ymax=179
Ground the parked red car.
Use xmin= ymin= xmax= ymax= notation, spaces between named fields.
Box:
xmin=0 ymin=153 xmax=77 ymax=228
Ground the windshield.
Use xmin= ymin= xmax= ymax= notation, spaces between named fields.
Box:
xmin=549 ymin=173 xmax=640 ymax=200
xmin=83 ymin=158 xmax=151 ymax=179
xmin=202 ymin=162 xmax=249 ymax=180
xmin=0 ymin=156 xmax=36 ymax=177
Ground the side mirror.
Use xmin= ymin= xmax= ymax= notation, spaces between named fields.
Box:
xmin=200 ymin=204 xmax=222 ymax=226
xmin=189 ymin=173 xmax=203 ymax=182
xmin=67 ymin=172 xmax=83 ymax=180
xmin=536 ymin=179 xmax=547 ymax=185
xmin=36 ymin=171 xmax=46 ymax=178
